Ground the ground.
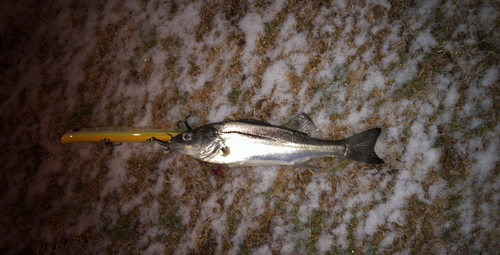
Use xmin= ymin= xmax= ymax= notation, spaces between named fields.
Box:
xmin=0 ymin=0 xmax=499 ymax=254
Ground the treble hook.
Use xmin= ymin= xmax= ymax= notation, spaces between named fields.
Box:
xmin=177 ymin=115 xmax=192 ymax=130
xmin=148 ymin=134 xmax=173 ymax=151
xmin=101 ymin=138 xmax=122 ymax=155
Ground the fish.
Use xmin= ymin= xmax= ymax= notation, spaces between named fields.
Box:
xmin=167 ymin=113 xmax=384 ymax=167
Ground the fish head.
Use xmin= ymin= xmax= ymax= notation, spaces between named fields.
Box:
xmin=168 ymin=126 xmax=220 ymax=160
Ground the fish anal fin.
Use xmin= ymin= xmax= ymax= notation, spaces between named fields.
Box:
xmin=295 ymin=158 xmax=319 ymax=170
xmin=281 ymin=113 xmax=320 ymax=138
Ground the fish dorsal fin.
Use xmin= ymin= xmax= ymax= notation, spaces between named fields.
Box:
xmin=280 ymin=113 xmax=320 ymax=138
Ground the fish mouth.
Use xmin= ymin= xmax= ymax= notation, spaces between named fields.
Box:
xmin=164 ymin=140 xmax=179 ymax=153
xmin=166 ymin=140 xmax=193 ymax=155
xmin=166 ymin=140 xmax=179 ymax=151
xmin=165 ymin=140 xmax=175 ymax=151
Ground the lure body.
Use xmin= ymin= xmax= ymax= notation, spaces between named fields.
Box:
xmin=60 ymin=127 xmax=179 ymax=143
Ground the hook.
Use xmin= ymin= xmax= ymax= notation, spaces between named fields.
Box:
xmin=148 ymin=135 xmax=172 ymax=150
xmin=177 ymin=115 xmax=192 ymax=130
xmin=101 ymin=138 xmax=122 ymax=155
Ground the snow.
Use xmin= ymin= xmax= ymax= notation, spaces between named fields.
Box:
xmin=0 ymin=0 xmax=499 ymax=254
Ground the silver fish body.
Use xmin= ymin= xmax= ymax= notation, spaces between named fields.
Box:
xmin=168 ymin=113 xmax=384 ymax=166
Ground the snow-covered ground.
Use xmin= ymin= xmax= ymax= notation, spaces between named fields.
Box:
xmin=0 ymin=0 xmax=499 ymax=254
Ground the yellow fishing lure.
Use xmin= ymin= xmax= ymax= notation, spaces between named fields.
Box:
xmin=60 ymin=127 xmax=179 ymax=143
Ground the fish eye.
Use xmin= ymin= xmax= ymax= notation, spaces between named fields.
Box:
xmin=182 ymin=132 xmax=193 ymax=141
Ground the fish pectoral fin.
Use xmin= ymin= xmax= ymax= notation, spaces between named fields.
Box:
xmin=220 ymin=146 xmax=230 ymax=157
xmin=214 ymin=131 xmax=230 ymax=157
xmin=280 ymin=113 xmax=321 ymax=138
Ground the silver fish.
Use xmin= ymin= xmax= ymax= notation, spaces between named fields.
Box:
xmin=167 ymin=113 xmax=384 ymax=166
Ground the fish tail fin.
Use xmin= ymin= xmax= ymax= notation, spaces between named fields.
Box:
xmin=342 ymin=128 xmax=384 ymax=164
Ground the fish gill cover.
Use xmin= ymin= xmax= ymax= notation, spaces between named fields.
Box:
xmin=0 ymin=0 xmax=498 ymax=254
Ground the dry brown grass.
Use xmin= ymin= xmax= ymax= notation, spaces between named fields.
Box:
xmin=1 ymin=0 xmax=499 ymax=254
